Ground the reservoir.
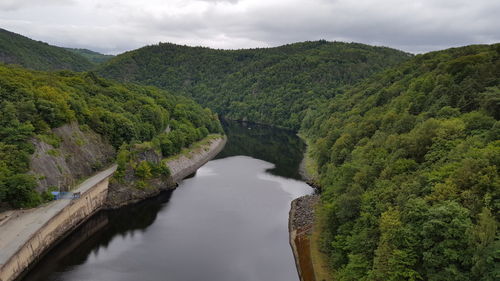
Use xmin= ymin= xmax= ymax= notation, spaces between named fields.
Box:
xmin=22 ymin=121 xmax=314 ymax=281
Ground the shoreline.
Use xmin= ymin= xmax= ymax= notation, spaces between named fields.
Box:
xmin=105 ymin=136 xmax=227 ymax=209
xmin=0 ymin=135 xmax=226 ymax=281
xmin=291 ymin=135 xmax=332 ymax=281
xmin=289 ymin=194 xmax=320 ymax=281
xmin=291 ymin=135 xmax=320 ymax=281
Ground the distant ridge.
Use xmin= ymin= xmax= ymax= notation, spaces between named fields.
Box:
xmin=97 ymin=40 xmax=412 ymax=129
xmin=0 ymin=28 xmax=94 ymax=71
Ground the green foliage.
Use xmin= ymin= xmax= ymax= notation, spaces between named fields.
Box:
xmin=36 ymin=133 xmax=62 ymax=148
xmin=302 ymin=44 xmax=500 ymax=280
xmin=115 ymin=144 xmax=131 ymax=180
xmin=4 ymin=174 xmax=41 ymax=208
xmin=0 ymin=28 xmax=94 ymax=71
xmin=97 ymin=41 xmax=411 ymax=130
xmin=470 ymin=207 xmax=499 ymax=281
xmin=135 ymin=161 xmax=152 ymax=179
xmin=0 ymin=63 xmax=222 ymax=208
xmin=153 ymin=161 xmax=171 ymax=178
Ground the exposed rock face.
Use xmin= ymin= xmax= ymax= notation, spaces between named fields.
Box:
xmin=29 ymin=123 xmax=115 ymax=192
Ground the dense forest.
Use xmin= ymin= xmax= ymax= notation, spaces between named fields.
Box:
xmin=0 ymin=27 xmax=498 ymax=280
xmin=301 ymin=44 xmax=500 ymax=280
xmin=97 ymin=41 xmax=411 ymax=129
xmin=0 ymin=64 xmax=222 ymax=208
xmin=0 ymin=28 xmax=96 ymax=71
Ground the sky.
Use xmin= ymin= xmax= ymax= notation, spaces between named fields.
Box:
xmin=0 ymin=0 xmax=498 ymax=55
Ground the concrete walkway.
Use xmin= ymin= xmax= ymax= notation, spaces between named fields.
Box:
xmin=0 ymin=165 xmax=117 ymax=267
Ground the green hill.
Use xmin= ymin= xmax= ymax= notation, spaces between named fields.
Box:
xmin=0 ymin=28 xmax=94 ymax=71
xmin=301 ymin=44 xmax=500 ymax=281
xmin=64 ymin=48 xmax=114 ymax=64
xmin=0 ymin=65 xmax=222 ymax=208
xmin=97 ymin=40 xmax=411 ymax=129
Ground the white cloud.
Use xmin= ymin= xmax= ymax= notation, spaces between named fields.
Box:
xmin=0 ymin=0 xmax=498 ymax=54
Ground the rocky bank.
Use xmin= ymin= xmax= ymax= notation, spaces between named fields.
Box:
xmin=105 ymin=136 xmax=227 ymax=209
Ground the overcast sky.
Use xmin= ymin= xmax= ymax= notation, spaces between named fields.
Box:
xmin=0 ymin=0 xmax=498 ymax=55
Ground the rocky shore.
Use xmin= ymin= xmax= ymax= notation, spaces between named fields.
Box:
xmin=290 ymin=194 xmax=319 ymax=235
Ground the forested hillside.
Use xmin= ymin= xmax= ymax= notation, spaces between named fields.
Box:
xmin=97 ymin=41 xmax=411 ymax=129
xmin=0 ymin=65 xmax=222 ymax=208
xmin=301 ymin=44 xmax=500 ymax=280
xmin=64 ymin=48 xmax=114 ymax=64
xmin=0 ymin=28 xmax=94 ymax=71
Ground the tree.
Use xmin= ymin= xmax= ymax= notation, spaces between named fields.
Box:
xmin=5 ymin=174 xmax=40 ymax=208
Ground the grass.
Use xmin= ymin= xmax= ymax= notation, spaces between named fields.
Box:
xmin=303 ymin=148 xmax=319 ymax=181
xmin=297 ymin=133 xmax=320 ymax=184
xmin=310 ymin=207 xmax=335 ymax=281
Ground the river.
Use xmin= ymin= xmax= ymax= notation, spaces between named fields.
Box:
xmin=22 ymin=120 xmax=314 ymax=281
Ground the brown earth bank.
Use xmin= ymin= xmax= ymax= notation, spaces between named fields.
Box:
xmin=104 ymin=136 xmax=227 ymax=209
xmin=289 ymin=194 xmax=320 ymax=281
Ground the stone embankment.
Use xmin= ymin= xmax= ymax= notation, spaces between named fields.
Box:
xmin=289 ymin=194 xmax=320 ymax=281
xmin=167 ymin=137 xmax=227 ymax=183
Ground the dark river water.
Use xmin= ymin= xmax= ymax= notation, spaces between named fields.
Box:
xmin=22 ymin=121 xmax=313 ymax=281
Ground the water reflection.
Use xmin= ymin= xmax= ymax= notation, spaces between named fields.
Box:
xmin=22 ymin=121 xmax=312 ymax=281
xmin=216 ymin=120 xmax=305 ymax=179
xmin=22 ymin=191 xmax=173 ymax=281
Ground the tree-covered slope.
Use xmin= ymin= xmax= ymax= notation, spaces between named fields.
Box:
xmin=0 ymin=28 xmax=94 ymax=71
xmin=97 ymin=40 xmax=411 ymax=129
xmin=0 ymin=65 xmax=222 ymax=208
xmin=301 ymin=44 xmax=500 ymax=281
xmin=64 ymin=48 xmax=114 ymax=64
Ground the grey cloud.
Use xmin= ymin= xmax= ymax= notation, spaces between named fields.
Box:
xmin=0 ymin=0 xmax=74 ymax=11
xmin=0 ymin=0 xmax=498 ymax=54
xmin=197 ymin=0 xmax=241 ymax=3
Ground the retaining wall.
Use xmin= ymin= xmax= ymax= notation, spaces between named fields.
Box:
xmin=0 ymin=175 xmax=111 ymax=281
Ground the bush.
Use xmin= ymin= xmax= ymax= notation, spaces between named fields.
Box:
xmin=135 ymin=161 xmax=152 ymax=179
xmin=5 ymin=174 xmax=41 ymax=208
